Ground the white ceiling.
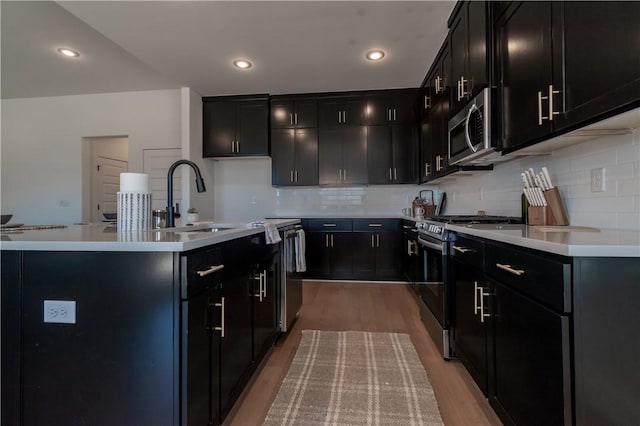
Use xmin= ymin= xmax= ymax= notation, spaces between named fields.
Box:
xmin=1 ymin=1 xmax=455 ymax=99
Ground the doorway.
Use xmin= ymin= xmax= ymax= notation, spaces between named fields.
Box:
xmin=83 ymin=137 xmax=129 ymax=222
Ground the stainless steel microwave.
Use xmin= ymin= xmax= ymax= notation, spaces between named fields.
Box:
xmin=448 ymin=87 xmax=501 ymax=166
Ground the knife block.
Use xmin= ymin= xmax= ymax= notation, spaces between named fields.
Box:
xmin=528 ymin=187 xmax=569 ymax=226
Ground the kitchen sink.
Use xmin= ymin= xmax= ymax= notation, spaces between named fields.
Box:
xmin=157 ymin=223 xmax=236 ymax=233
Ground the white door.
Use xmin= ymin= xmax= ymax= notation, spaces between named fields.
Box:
xmin=143 ymin=148 xmax=182 ymax=211
xmin=91 ymin=156 xmax=128 ymax=222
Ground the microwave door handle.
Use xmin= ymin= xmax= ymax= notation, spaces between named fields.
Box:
xmin=464 ymin=103 xmax=479 ymax=153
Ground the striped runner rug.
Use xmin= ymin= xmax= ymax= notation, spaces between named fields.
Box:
xmin=263 ymin=330 xmax=444 ymax=426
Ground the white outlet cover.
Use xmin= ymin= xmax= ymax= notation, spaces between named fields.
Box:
xmin=43 ymin=300 xmax=76 ymax=324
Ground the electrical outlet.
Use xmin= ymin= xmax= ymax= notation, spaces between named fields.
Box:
xmin=59 ymin=200 xmax=71 ymax=207
xmin=43 ymin=300 xmax=76 ymax=324
xmin=591 ymin=168 xmax=605 ymax=192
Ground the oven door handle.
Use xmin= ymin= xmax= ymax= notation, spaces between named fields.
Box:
xmin=417 ymin=237 xmax=443 ymax=252
xmin=464 ymin=102 xmax=480 ymax=153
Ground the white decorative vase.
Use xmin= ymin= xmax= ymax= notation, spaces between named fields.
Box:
xmin=185 ymin=213 xmax=199 ymax=224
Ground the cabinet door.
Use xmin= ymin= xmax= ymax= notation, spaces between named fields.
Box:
xmin=318 ymin=99 xmax=344 ymax=127
xmin=497 ymin=1 xmax=553 ymax=151
xmin=304 ymin=232 xmax=331 ymax=278
xmin=318 ymin=127 xmax=343 ymax=185
xmin=253 ymin=255 xmax=279 ymax=362
xmin=366 ymin=95 xmax=391 ymax=125
xmin=271 ymin=100 xmax=295 ymax=128
xmin=294 ymin=128 xmax=319 ymax=186
xmin=554 ymin=1 xmax=640 ymax=131
xmin=271 ymin=128 xmax=295 ymax=186
xmin=344 ymin=97 xmax=367 ymax=125
xmin=375 ymin=232 xmax=402 ymax=280
xmin=420 ymin=119 xmax=433 ymax=182
xmin=295 ymin=98 xmax=319 ymax=128
xmin=342 ymin=126 xmax=368 ymax=184
xmin=203 ymin=100 xmax=237 ymax=157
xmin=449 ymin=8 xmax=469 ymax=115
xmin=452 ymin=260 xmax=488 ymax=395
xmin=1 ymin=251 xmax=20 ymax=426
xmin=367 ymin=125 xmax=393 ymax=184
xmin=391 ymin=125 xmax=417 ymax=184
xmin=330 ymin=233 xmax=354 ymax=279
xmin=390 ymin=92 xmax=418 ymax=125
xmin=352 ymin=233 xmax=377 ymax=280
xmin=183 ymin=291 xmax=213 ymax=426
xmin=219 ymin=274 xmax=253 ymax=419
xmin=490 ymin=280 xmax=570 ymax=426
xmin=467 ymin=0 xmax=488 ymax=99
xmin=237 ymin=101 xmax=268 ymax=156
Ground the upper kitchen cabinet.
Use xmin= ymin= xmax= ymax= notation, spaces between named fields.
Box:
xmin=368 ymin=125 xmax=418 ymax=184
xmin=270 ymin=97 xmax=318 ymax=128
xmin=318 ymin=126 xmax=367 ymax=185
xmin=552 ymin=1 xmax=640 ymax=132
xmin=496 ymin=1 xmax=640 ymax=153
xmin=448 ymin=0 xmax=491 ymax=115
xmin=420 ymin=40 xmax=452 ymax=181
xmin=203 ymin=95 xmax=269 ymax=158
xmin=366 ymin=90 xmax=419 ymax=125
xmin=271 ymin=128 xmax=318 ymax=186
xmin=318 ymin=96 xmax=367 ymax=127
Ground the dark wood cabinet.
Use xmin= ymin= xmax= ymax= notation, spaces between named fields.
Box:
xmin=271 ymin=128 xmax=318 ymax=186
xmin=553 ymin=1 xmax=640 ymax=132
xmin=367 ymin=125 xmax=417 ymax=184
xmin=270 ymin=97 xmax=318 ymax=128
xmin=318 ymin=126 xmax=367 ymax=185
xmin=450 ymin=234 xmax=488 ymax=395
xmin=420 ymin=40 xmax=451 ymax=181
xmin=449 ymin=1 xmax=490 ymax=115
xmin=252 ymin=250 xmax=280 ymax=362
xmin=203 ymin=95 xmax=269 ymax=157
xmin=318 ymin=96 xmax=367 ymax=126
xmin=366 ymin=91 xmax=418 ymax=125
xmin=304 ymin=219 xmax=401 ymax=281
xmin=496 ymin=1 xmax=640 ymax=153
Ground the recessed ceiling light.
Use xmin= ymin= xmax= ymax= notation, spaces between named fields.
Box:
xmin=233 ymin=59 xmax=253 ymax=70
xmin=57 ymin=48 xmax=80 ymax=58
xmin=365 ymin=50 xmax=385 ymax=61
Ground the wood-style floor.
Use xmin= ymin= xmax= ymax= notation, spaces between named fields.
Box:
xmin=228 ymin=281 xmax=503 ymax=426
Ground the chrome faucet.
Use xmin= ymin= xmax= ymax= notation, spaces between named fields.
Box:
xmin=166 ymin=159 xmax=206 ymax=228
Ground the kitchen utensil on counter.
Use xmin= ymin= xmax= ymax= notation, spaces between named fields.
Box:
xmin=1 ymin=214 xmax=13 ymax=225
xmin=435 ymin=192 xmax=446 ymax=217
xmin=402 ymin=207 xmax=412 ymax=216
xmin=521 ymin=166 xmax=568 ymax=225
xmin=152 ymin=209 xmax=166 ymax=229
xmin=413 ymin=190 xmax=436 ymax=218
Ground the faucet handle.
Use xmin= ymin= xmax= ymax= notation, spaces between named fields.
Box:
xmin=174 ymin=203 xmax=181 ymax=218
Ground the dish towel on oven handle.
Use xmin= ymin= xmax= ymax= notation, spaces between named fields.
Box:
xmin=295 ymin=229 xmax=306 ymax=272
xmin=264 ymin=222 xmax=282 ymax=244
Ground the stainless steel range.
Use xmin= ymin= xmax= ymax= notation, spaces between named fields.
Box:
xmin=413 ymin=215 xmax=521 ymax=359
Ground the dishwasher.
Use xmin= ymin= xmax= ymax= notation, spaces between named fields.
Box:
xmin=280 ymin=224 xmax=304 ymax=331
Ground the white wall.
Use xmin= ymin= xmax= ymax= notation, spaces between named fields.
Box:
xmin=438 ymin=129 xmax=640 ymax=230
xmin=1 ymin=89 xmax=182 ymax=224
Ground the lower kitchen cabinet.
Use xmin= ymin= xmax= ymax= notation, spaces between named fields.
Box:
xmin=303 ymin=219 xmax=402 ymax=281
xmin=401 ymin=220 xmax=420 ymax=284
xmin=450 ymin=234 xmax=488 ymax=395
xmin=252 ymin=249 xmax=280 ymax=362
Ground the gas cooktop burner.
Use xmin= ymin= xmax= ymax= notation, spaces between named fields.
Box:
xmin=430 ymin=215 xmax=522 ymax=224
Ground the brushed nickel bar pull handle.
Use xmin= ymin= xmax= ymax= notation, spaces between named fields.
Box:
xmin=389 ymin=168 xmax=393 ymax=181
xmin=394 ymin=168 xmax=397 ymax=181
xmin=294 ymin=170 xmax=298 ymax=182
xmin=376 ymin=234 xmax=380 ymax=247
xmin=262 ymin=270 xmax=267 ymax=298
xmin=197 ymin=264 xmax=225 ymax=277
xmin=453 ymin=245 xmax=472 ymax=254
xmin=393 ymin=109 xmax=397 ymax=121
xmin=425 ymin=95 xmax=431 ymax=109
xmin=325 ymin=234 xmax=329 ymax=247
xmin=294 ymin=113 xmax=298 ymax=125
xmin=474 ymin=281 xmax=480 ymax=315
xmin=496 ymin=263 xmax=525 ymax=276
xmin=339 ymin=169 xmax=342 ymax=181
xmin=368 ymin=223 xmax=383 ymax=227
xmin=388 ymin=108 xmax=392 ymax=121
xmin=371 ymin=234 xmax=375 ymax=247
xmin=457 ymin=78 xmax=462 ymax=101
xmin=231 ymin=141 xmax=235 ymax=152
xmin=214 ymin=297 xmax=225 ymax=337
xmin=479 ymin=287 xmax=486 ymax=323
xmin=322 ymin=223 xmax=337 ymax=227
xmin=331 ymin=234 xmax=334 ymax=247
xmin=290 ymin=170 xmax=294 ymax=182
xmin=344 ymin=169 xmax=347 ymax=181
xmin=290 ymin=113 xmax=294 ymax=125
xmin=549 ymin=85 xmax=560 ymax=121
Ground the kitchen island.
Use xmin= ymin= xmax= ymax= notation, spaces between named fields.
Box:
xmin=1 ymin=219 xmax=298 ymax=426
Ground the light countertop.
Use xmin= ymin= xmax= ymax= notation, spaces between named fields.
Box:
xmin=446 ymin=223 xmax=640 ymax=257
xmin=0 ymin=219 xmax=299 ymax=252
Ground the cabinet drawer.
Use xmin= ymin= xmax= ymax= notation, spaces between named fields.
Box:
xmin=182 ymin=247 xmax=223 ymax=299
xmin=306 ymin=219 xmax=352 ymax=232
xmin=485 ymin=243 xmax=571 ymax=313
xmin=449 ymin=233 xmax=484 ymax=270
xmin=353 ymin=219 xmax=400 ymax=232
